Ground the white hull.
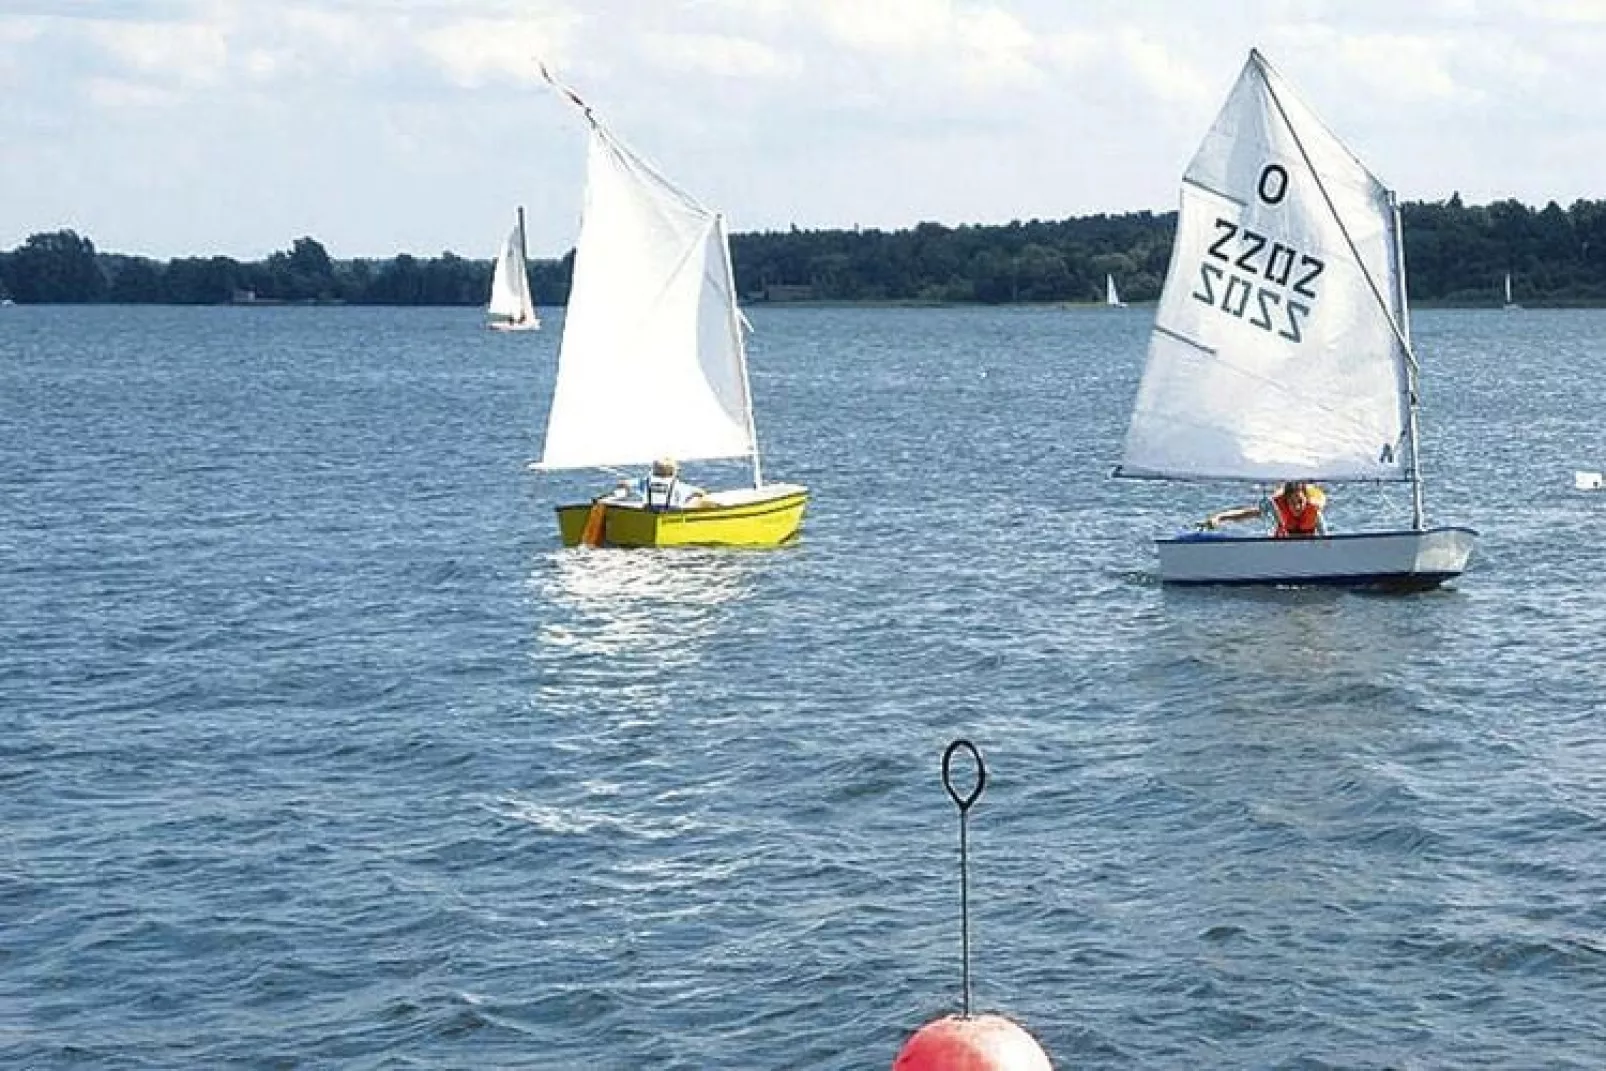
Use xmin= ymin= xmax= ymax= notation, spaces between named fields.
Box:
xmin=489 ymin=318 xmax=540 ymax=332
xmin=1157 ymin=527 xmax=1477 ymax=590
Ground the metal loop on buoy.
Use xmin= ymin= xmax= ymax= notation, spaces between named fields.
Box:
xmin=942 ymin=738 xmax=986 ymax=813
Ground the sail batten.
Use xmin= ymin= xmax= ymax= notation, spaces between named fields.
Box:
xmin=1118 ymin=50 xmax=1410 ymax=483
xmin=1180 ymin=176 xmax=1246 ymax=206
xmin=1153 ymin=324 xmax=1214 ymax=355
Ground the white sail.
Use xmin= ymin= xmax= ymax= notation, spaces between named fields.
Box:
xmin=488 ymin=218 xmax=537 ymax=324
xmin=1106 ymin=273 xmax=1123 ymax=306
xmin=1118 ymin=50 xmax=1410 ymax=483
xmin=538 ymin=124 xmax=755 ymax=470
xmin=1504 ymin=272 xmax=1513 ymax=306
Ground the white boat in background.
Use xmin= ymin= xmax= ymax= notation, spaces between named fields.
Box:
xmin=1503 ymin=272 xmax=1521 ymax=310
xmin=487 ymin=207 xmax=540 ymax=332
xmin=1114 ymin=49 xmax=1476 ymax=590
xmin=531 ymin=65 xmax=807 ymax=549
xmin=1105 ymin=273 xmax=1126 ymax=308
xmin=1575 ymin=471 xmax=1603 ymax=492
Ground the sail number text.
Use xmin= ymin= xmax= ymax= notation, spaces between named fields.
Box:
xmin=1192 ymin=218 xmax=1324 ymax=343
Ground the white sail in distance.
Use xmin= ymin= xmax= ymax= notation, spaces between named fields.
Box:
xmin=488 ymin=220 xmax=535 ymax=323
xmin=1118 ymin=50 xmax=1411 ymax=483
xmin=1106 ymin=274 xmax=1123 ymax=307
xmin=537 ymin=124 xmax=755 ymax=471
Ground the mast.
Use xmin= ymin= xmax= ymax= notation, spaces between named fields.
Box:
xmin=716 ymin=213 xmax=764 ymax=488
xmin=1392 ymin=193 xmax=1427 ymax=530
xmin=520 ymin=205 xmax=533 ymax=322
xmin=517 ymin=206 xmax=529 ymax=321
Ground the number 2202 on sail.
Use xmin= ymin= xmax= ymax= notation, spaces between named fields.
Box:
xmin=1192 ymin=218 xmax=1324 ymax=344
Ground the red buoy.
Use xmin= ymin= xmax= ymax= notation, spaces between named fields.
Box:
xmin=894 ymin=1013 xmax=1052 ymax=1070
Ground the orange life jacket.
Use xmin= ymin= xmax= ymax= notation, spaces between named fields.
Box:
xmin=1273 ymin=492 xmax=1322 ymax=538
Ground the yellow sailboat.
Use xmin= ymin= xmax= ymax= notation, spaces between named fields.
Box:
xmin=532 ymin=67 xmax=808 ymax=549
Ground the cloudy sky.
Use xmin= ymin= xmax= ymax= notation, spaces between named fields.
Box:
xmin=3 ymin=0 xmax=1603 ymax=260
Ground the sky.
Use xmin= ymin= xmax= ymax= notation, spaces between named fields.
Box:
xmin=2 ymin=0 xmax=1604 ymax=260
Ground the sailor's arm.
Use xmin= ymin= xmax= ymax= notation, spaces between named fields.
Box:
xmin=1203 ymin=504 xmax=1261 ymax=529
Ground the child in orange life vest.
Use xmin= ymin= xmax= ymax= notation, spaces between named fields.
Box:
xmin=1202 ymin=481 xmax=1328 ymax=538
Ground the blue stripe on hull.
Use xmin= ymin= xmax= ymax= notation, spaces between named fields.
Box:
xmin=1165 ymin=571 xmax=1461 ymax=592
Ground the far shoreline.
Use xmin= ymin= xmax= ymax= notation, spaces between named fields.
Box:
xmin=7 ymin=298 xmax=1606 ymax=310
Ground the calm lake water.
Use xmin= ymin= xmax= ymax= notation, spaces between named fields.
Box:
xmin=2 ymin=304 xmax=1604 ymax=1068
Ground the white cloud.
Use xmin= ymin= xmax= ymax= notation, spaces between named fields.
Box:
xmin=87 ymin=20 xmax=228 ymax=86
xmin=241 ymin=48 xmax=279 ymax=81
xmin=1533 ymin=0 xmax=1606 ymax=21
xmin=1333 ymin=33 xmax=1469 ymax=103
xmin=1115 ymin=29 xmax=1209 ymax=105
xmin=954 ymin=7 xmax=1041 ymax=88
xmin=1425 ymin=0 xmax=1482 ymax=16
xmin=0 ymin=16 xmax=44 ymax=46
xmin=795 ymin=0 xmax=1045 ymax=90
xmin=642 ymin=32 xmax=802 ymax=79
xmin=83 ymin=75 xmax=183 ymax=109
xmin=3 ymin=0 xmax=1605 ymax=258
xmin=810 ymin=0 xmax=954 ymax=53
xmin=421 ymin=15 xmax=576 ymax=88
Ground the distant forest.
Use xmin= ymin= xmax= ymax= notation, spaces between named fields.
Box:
xmin=3 ymin=195 xmax=1605 ymax=307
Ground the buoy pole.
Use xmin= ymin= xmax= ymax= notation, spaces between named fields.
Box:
xmin=942 ymin=738 xmax=986 ymax=1017
xmin=896 ymin=740 xmax=1052 ymax=1070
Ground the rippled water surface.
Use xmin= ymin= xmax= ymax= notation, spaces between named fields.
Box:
xmin=3 ymin=304 xmax=1605 ymax=1068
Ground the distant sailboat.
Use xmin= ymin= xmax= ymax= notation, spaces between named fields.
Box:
xmin=1113 ymin=49 xmax=1476 ymax=589
xmin=487 ymin=207 xmax=540 ymax=332
xmin=1503 ymin=272 xmax=1521 ymax=310
xmin=533 ymin=66 xmax=808 ymax=549
xmin=1105 ymin=273 xmax=1126 ymax=308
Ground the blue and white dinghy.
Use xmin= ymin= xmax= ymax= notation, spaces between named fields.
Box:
xmin=1113 ymin=50 xmax=1476 ymax=590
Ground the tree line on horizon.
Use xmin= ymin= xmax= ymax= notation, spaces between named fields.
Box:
xmin=3 ymin=195 xmax=1606 ymax=307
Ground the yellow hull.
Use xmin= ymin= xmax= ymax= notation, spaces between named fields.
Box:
xmin=556 ymin=484 xmax=808 ymax=548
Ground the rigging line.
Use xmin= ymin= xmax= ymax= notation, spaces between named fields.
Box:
xmin=538 ymin=63 xmax=715 ymax=255
xmin=600 ymin=127 xmax=714 ymax=219
xmin=1254 ymin=57 xmax=1420 ymax=377
xmin=547 ymin=77 xmax=713 ymax=222
xmin=541 ymin=59 xmax=712 ymax=221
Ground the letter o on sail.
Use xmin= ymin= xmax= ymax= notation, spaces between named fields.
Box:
xmin=1257 ymin=163 xmax=1289 ymax=205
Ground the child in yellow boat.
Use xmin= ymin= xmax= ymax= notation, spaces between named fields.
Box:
xmin=613 ymin=458 xmax=710 ymax=510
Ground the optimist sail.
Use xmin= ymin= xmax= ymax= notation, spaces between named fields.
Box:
xmin=1117 ymin=50 xmax=1412 ymax=483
